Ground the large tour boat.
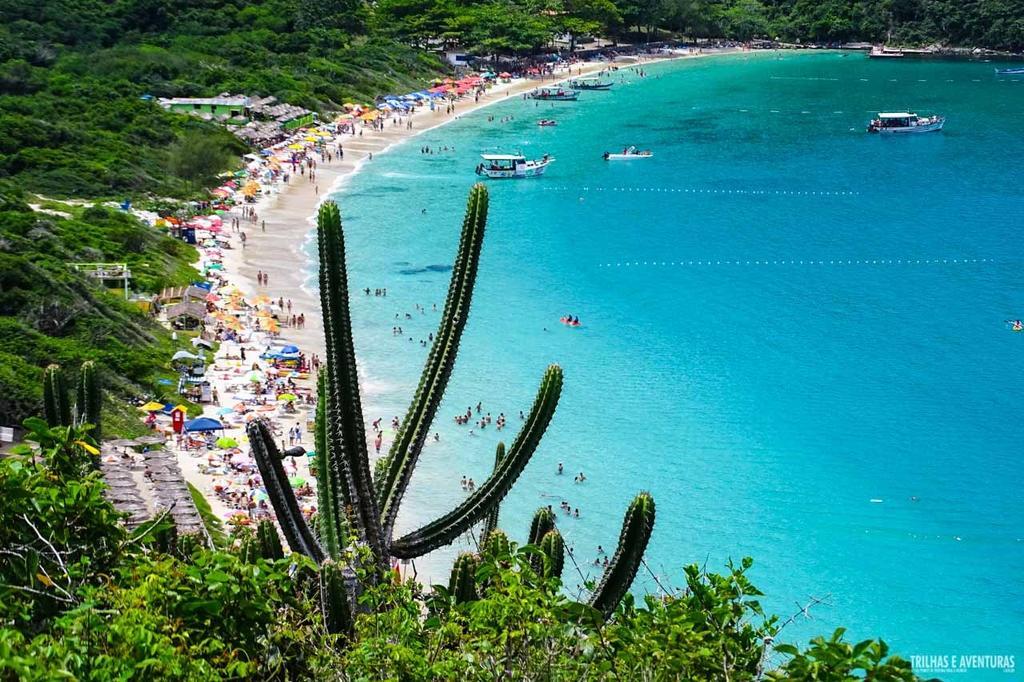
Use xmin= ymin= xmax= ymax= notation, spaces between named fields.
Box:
xmin=867 ymin=112 xmax=945 ymax=134
xmin=568 ymin=78 xmax=613 ymax=90
xmin=475 ymin=153 xmax=554 ymax=179
xmin=529 ymin=87 xmax=579 ymax=101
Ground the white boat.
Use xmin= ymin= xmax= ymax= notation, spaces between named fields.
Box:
xmin=603 ymin=146 xmax=653 ymax=160
xmin=568 ymin=78 xmax=612 ymax=90
xmin=867 ymin=112 xmax=945 ymax=134
xmin=475 ymin=153 xmax=554 ymax=178
xmin=995 ymin=66 xmax=1024 ymax=75
xmin=868 ymin=46 xmax=904 ymax=58
xmin=529 ymin=87 xmax=579 ymax=101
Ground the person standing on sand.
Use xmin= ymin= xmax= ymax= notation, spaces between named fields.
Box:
xmin=261 ymin=220 xmax=265 ymax=232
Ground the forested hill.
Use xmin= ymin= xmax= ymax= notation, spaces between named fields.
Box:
xmin=1 ymin=0 xmax=1021 ymax=198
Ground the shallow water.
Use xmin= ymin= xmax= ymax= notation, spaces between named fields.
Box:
xmin=321 ymin=52 xmax=1024 ymax=666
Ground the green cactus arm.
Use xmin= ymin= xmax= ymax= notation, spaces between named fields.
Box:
xmin=588 ymin=492 xmax=656 ymax=620
xmin=43 ymin=364 xmax=71 ymax=427
xmin=320 ymin=560 xmax=355 ymax=636
xmin=248 ymin=420 xmax=324 ymax=563
xmin=257 ymin=519 xmax=285 ymax=560
xmin=389 ymin=364 xmax=562 ymax=559
xmin=76 ymin=361 xmax=101 ymax=442
xmin=481 ymin=529 xmax=512 ymax=560
xmin=313 ymin=373 xmax=342 ymax=559
xmin=449 ymin=552 xmax=480 ymax=604
xmin=316 ymin=201 xmax=387 ymax=568
xmin=527 ymin=506 xmax=556 ymax=546
xmin=539 ymin=529 xmax=565 ymax=580
xmin=480 ymin=442 xmax=506 ymax=542
xmin=377 ymin=184 xmax=489 ymax=541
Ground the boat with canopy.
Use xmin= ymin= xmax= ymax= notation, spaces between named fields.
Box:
xmin=867 ymin=112 xmax=945 ymax=134
xmin=475 ymin=153 xmax=554 ymax=178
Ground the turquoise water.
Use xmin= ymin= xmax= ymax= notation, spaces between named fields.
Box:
xmin=323 ymin=52 xmax=1024 ymax=666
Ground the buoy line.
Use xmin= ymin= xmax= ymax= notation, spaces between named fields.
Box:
xmin=596 ymin=258 xmax=997 ymax=268
xmin=541 ymin=186 xmax=860 ymax=196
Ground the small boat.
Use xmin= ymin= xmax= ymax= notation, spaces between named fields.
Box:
xmin=995 ymin=66 xmax=1024 ymax=75
xmin=568 ymin=78 xmax=612 ymax=90
xmin=868 ymin=46 xmax=904 ymax=58
xmin=867 ymin=112 xmax=944 ymax=134
xmin=603 ymin=146 xmax=653 ymax=160
xmin=537 ymin=119 xmax=557 ymax=127
xmin=475 ymin=153 xmax=554 ymax=179
xmin=529 ymin=87 xmax=579 ymax=101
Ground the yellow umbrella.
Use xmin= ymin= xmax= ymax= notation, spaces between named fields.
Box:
xmin=139 ymin=401 xmax=165 ymax=412
xmin=288 ymin=143 xmax=304 ymax=150
xmin=172 ymin=405 xmax=189 ymax=413
xmin=242 ymin=181 xmax=260 ymax=198
xmin=360 ymin=111 xmax=379 ymax=121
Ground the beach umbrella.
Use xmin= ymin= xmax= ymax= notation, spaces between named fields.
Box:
xmin=183 ymin=417 xmax=224 ymax=432
xmin=216 ymin=436 xmax=239 ymax=448
xmin=246 ymin=370 xmax=264 ymax=382
xmin=171 ymin=350 xmax=198 ymax=362
xmin=289 ymin=476 xmax=306 ymax=487
xmin=108 ymin=438 xmax=140 ymax=448
xmin=277 ymin=393 xmax=297 ymax=402
xmin=139 ymin=401 xmax=165 ymax=412
xmin=216 ymin=406 xmax=235 ymax=416
xmin=191 ymin=337 xmax=214 ymax=349
xmin=280 ymin=344 xmax=299 ymax=354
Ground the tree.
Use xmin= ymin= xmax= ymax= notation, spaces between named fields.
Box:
xmin=167 ymin=131 xmax=232 ymax=193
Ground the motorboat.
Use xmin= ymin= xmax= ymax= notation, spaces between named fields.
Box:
xmin=529 ymin=87 xmax=579 ymax=101
xmin=603 ymin=146 xmax=653 ymax=160
xmin=995 ymin=66 xmax=1024 ymax=75
xmin=537 ymin=119 xmax=557 ymax=127
xmin=568 ymin=78 xmax=612 ymax=90
xmin=475 ymin=153 xmax=554 ymax=178
xmin=867 ymin=112 xmax=945 ymax=133
xmin=869 ymin=46 xmax=904 ymax=58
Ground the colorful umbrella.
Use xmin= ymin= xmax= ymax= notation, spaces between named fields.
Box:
xmin=139 ymin=401 xmax=165 ymax=412
xmin=216 ymin=436 xmax=239 ymax=448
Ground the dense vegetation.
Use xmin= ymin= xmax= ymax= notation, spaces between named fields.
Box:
xmin=0 ymin=185 xmax=195 ymax=428
xmin=0 ymin=421 xmax=919 ymax=680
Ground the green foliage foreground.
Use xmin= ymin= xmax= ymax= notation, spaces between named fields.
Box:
xmin=0 ymin=425 xmax=917 ymax=679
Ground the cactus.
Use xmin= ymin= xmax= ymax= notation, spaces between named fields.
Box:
xmin=256 ymin=519 xmax=284 ymax=560
xmin=481 ymin=528 xmax=512 ymax=560
xmin=42 ymin=364 xmax=71 ymax=428
xmin=527 ymin=507 xmax=557 ymax=547
xmin=319 ymin=560 xmax=354 ymax=636
xmin=539 ymin=530 xmax=565 ymax=580
xmin=249 ymin=419 xmax=324 ymax=563
xmin=448 ymin=552 xmax=480 ymax=604
xmin=75 ymin=360 xmax=102 ymax=441
xmin=316 ymin=200 xmax=388 ymax=571
xmin=312 ymin=372 xmax=345 ymax=558
xmin=480 ymin=442 xmax=506 ymax=542
xmin=247 ymin=187 xmax=652 ymax=626
xmin=588 ymin=492 xmax=656 ymax=620
xmin=389 ymin=365 xmax=562 ymax=559
xmin=239 ymin=533 xmax=259 ymax=564
xmin=377 ymin=184 xmax=489 ymax=541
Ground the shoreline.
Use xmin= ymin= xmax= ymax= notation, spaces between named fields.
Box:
xmin=178 ymin=47 xmax=749 ymax=533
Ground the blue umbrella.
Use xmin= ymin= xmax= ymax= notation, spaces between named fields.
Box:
xmin=183 ymin=417 xmax=225 ymax=432
xmin=281 ymin=344 xmax=299 ymax=354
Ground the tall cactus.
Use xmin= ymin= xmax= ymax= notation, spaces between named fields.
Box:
xmin=316 ymin=200 xmax=387 ymax=571
xmin=248 ymin=186 xmax=643 ymax=623
xmin=320 ymin=560 xmax=354 ymax=636
xmin=377 ymin=184 xmax=489 ymax=541
xmin=480 ymin=442 xmax=506 ymax=542
xmin=42 ymin=364 xmax=71 ymax=428
xmin=539 ymin=529 xmax=565 ymax=580
xmin=75 ymin=360 xmax=101 ymax=442
xmin=588 ymin=492 xmax=656 ymax=620
xmin=448 ymin=552 xmax=480 ymax=604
